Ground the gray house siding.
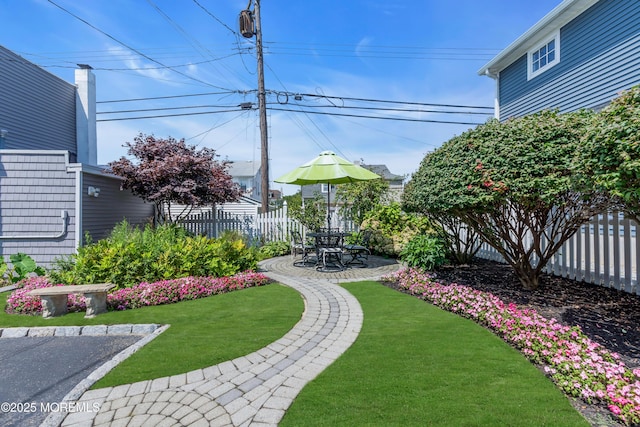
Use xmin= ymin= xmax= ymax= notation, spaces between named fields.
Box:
xmin=499 ymin=0 xmax=640 ymax=119
xmin=0 ymin=46 xmax=77 ymax=156
xmin=80 ymin=169 xmax=154 ymax=242
xmin=0 ymin=151 xmax=77 ymax=267
xmin=0 ymin=152 xmax=154 ymax=269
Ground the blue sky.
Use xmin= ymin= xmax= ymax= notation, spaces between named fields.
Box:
xmin=0 ymin=0 xmax=561 ymax=195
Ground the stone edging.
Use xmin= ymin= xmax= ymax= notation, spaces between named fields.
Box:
xmin=0 ymin=324 xmax=162 ymax=338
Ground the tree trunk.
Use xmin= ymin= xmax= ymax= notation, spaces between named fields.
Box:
xmin=511 ymin=260 xmax=541 ymax=291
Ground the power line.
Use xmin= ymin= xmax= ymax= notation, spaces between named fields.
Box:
xmin=191 ymin=0 xmax=257 ymax=79
xmin=96 ymin=108 xmax=243 ymax=122
xmin=284 ymin=103 xmax=492 ymax=116
xmin=264 ymin=62 xmax=345 ymax=157
xmin=146 ymin=0 xmax=256 ymax=90
xmin=284 ymin=91 xmax=493 ymax=110
xmin=266 ymin=107 xmax=485 ymax=125
xmin=97 ymin=90 xmax=243 ymax=104
xmin=46 ymin=0 xmax=234 ymax=91
xmin=32 ymin=54 xmax=244 ymax=71
xmin=96 ymin=105 xmax=487 ymax=125
xmin=267 ymin=41 xmax=500 ymax=53
xmin=94 ymin=89 xmax=491 ymax=111
xmin=192 ymin=0 xmax=238 ymax=35
xmin=97 ymin=101 xmax=492 ymax=118
xmin=97 ymin=104 xmax=243 ymax=115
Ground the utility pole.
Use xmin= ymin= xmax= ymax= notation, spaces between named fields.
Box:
xmin=255 ymin=1 xmax=269 ymax=213
xmin=240 ymin=1 xmax=269 ymax=212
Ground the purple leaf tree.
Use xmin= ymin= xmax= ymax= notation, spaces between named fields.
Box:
xmin=108 ymin=134 xmax=242 ymax=224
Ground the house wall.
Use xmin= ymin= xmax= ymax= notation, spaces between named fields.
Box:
xmin=217 ymin=199 xmax=260 ymax=216
xmin=0 ymin=46 xmax=77 ymax=156
xmin=0 ymin=151 xmax=77 ymax=267
xmin=0 ymin=151 xmax=154 ymax=269
xmin=79 ymin=169 xmax=155 ymax=242
xmin=499 ymin=0 xmax=640 ymax=118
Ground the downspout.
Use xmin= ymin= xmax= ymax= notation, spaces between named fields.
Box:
xmin=75 ymin=168 xmax=83 ymax=248
xmin=484 ymin=69 xmax=500 ymax=120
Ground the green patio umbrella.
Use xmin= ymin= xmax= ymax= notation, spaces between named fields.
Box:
xmin=274 ymin=151 xmax=381 ymax=231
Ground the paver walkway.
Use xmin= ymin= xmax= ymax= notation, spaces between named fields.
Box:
xmin=53 ymin=255 xmax=402 ymax=427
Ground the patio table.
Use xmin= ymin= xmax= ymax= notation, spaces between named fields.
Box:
xmin=307 ymin=232 xmax=346 ymax=271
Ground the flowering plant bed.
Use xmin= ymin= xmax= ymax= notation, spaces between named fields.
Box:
xmin=5 ymin=271 xmax=272 ymax=315
xmin=383 ymin=267 xmax=640 ymax=426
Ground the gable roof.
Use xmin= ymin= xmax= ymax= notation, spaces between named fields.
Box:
xmin=227 ymin=160 xmax=260 ymax=178
xmin=361 ymin=164 xmax=404 ymax=181
xmin=477 ymin=0 xmax=599 ymax=77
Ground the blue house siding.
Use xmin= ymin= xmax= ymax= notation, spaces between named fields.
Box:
xmin=0 ymin=46 xmax=77 ymax=156
xmin=0 ymin=151 xmax=77 ymax=268
xmin=498 ymin=0 xmax=640 ymax=118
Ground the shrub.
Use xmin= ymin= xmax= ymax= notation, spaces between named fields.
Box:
xmin=49 ymin=222 xmax=258 ymax=288
xmin=403 ymin=110 xmax=610 ymax=290
xmin=399 ymin=235 xmax=447 ymax=271
xmin=581 ymin=85 xmax=640 ymax=222
xmin=428 ymin=213 xmax=482 ymax=265
xmin=1 ymin=253 xmax=46 ymax=286
xmin=257 ymin=240 xmax=290 ymax=260
xmin=360 ymin=203 xmax=437 ymax=257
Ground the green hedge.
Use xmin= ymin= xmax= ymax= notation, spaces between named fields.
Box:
xmin=50 ymin=222 xmax=257 ymax=288
xmin=361 ymin=203 xmax=437 ymax=257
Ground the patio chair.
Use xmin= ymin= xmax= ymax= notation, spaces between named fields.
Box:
xmin=291 ymin=230 xmax=316 ymax=266
xmin=315 ymin=232 xmax=345 ymax=272
xmin=344 ymin=229 xmax=372 ymax=267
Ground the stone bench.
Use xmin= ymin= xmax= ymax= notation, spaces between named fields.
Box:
xmin=28 ymin=284 xmax=116 ymax=319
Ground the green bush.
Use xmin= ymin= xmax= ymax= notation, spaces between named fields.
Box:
xmin=399 ymin=235 xmax=447 ymax=271
xmin=49 ymin=222 xmax=258 ymax=288
xmin=257 ymin=240 xmax=290 ymax=260
xmin=360 ymin=203 xmax=437 ymax=257
xmin=1 ymin=253 xmax=46 ymax=285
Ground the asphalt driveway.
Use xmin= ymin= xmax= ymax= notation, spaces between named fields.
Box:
xmin=0 ymin=335 xmax=140 ymax=427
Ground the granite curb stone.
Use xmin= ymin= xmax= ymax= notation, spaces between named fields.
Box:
xmin=0 ymin=324 xmax=161 ymax=338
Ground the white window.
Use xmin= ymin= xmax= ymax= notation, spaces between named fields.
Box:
xmin=528 ymin=31 xmax=560 ymax=80
xmin=321 ymin=183 xmax=333 ymax=193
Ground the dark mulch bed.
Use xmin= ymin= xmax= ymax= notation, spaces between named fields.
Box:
xmin=385 ymin=258 xmax=640 ymax=427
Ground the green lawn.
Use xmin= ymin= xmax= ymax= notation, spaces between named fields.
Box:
xmin=0 ymin=283 xmax=304 ymax=388
xmin=0 ymin=280 xmax=588 ymax=425
xmin=280 ymin=281 xmax=588 ymax=427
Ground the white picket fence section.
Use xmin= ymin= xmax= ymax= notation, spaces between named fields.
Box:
xmin=476 ymin=211 xmax=639 ymax=295
xmin=178 ymin=201 xmax=359 ymax=244
xmin=178 ymin=203 xmax=298 ymax=243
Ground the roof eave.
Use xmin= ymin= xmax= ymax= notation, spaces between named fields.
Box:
xmin=477 ymin=0 xmax=599 ymax=77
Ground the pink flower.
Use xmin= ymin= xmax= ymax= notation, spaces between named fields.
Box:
xmin=7 ymin=271 xmax=272 ymax=314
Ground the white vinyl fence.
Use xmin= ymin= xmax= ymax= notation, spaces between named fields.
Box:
xmin=178 ymin=202 xmax=356 ymax=244
xmin=476 ymin=211 xmax=639 ymax=295
xmin=179 ymin=203 xmax=298 ymax=244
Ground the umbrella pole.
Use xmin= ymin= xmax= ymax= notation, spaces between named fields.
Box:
xmin=327 ymin=182 xmax=331 ymax=232
xmin=301 ymin=185 xmax=306 ymax=240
